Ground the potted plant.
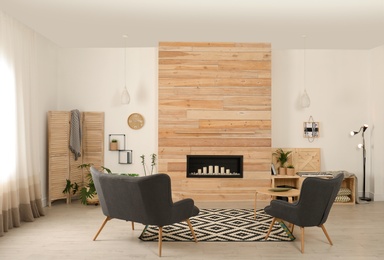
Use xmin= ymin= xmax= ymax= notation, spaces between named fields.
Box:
xmin=287 ymin=164 xmax=295 ymax=176
xmin=273 ymin=148 xmax=292 ymax=175
xmin=62 ymin=164 xmax=111 ymax=205
xmin=110 ymin=139 xmax=118 ymax=151
xmin=63 ymin=165 xmax=140 ymax=205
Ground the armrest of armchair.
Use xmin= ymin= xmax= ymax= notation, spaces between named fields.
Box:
xmin=264 ymin=199 xmax=300 ymax=223
xmin=170 ymin=198 xmax=199 ymax=222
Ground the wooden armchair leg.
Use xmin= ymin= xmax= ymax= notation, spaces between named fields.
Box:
xmin=131 ymin=221 xmax=135 ymax=230
xmin=290 ymin=224 xmax=295 ymax=233
xmin=93 ymin=216 xmax=112 ymax=241
xmin=186 ymin=219 xmax=198 ymax=242
xmin=300 ymin=227 xmax=305 ymax=253
xmin=158 ymin=226 xmax=163 ymax=257
xmin=265 ymin=217 xmax=277 ymax=240
xmin=320 ymin=224 xmax=333 ymax=245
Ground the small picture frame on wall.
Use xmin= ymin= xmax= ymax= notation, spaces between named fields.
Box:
xmin=303 ymin=122 xmax=319 ymax=138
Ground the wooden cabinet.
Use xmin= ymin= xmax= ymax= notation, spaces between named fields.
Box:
xmin=48 ymin=111 xmax=104 ymax=206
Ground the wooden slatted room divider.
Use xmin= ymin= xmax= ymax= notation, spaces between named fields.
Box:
xmin=158 ymin=42 xmax=272 ymax=201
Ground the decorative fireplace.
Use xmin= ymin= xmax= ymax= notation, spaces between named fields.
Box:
xmin=186 ymin=155 xmax=243 ymax=178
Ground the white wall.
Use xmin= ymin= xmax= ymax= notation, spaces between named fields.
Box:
xmin=58 ymin=48 xmax=158 ymax=175
xmin=370 ymin=45 xmax=384 ymax=201
xmin=38 ymin=46 xmax=383 ymax=201
xmin=272 ymin=49 xmax=373 ymax=198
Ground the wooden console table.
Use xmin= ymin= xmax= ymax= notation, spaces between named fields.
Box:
xmin=271 ymin=175 xmax=356 ymax=205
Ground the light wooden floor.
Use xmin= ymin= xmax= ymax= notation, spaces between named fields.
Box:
xmin=0 ymin=200 xmax=383 ymax=260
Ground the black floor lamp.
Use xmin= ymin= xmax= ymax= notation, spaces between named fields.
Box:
xmin=350 ymin=124 xmax=371 ymax=201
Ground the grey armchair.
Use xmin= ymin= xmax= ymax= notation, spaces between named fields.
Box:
xmin=264 ymin=173 xmax=344 ymax=253
xmin=90 ymin=167 xmax=200 ymax=257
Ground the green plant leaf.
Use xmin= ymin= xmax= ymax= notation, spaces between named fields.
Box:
xmin=62 ymin=179 xmax=72 ymax=194
xmin=101 ymin=166 xmax=112 ymax=173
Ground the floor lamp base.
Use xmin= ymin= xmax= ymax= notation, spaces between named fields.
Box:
xmin=359 ymin=196 xmax=371 ymax=201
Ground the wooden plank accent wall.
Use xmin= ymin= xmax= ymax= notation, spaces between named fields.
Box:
xmin=158 ymin=42 xmax=272 ymax=202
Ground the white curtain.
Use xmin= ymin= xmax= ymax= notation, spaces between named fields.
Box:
xmin=0 ymin=11 xmax=44 ymax=237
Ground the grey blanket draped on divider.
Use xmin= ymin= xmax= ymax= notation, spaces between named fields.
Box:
xmin=69 ymin=109 xmax=82 ymax=160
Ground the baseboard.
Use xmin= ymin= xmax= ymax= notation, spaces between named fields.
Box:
xmin=357 ymin=191 xmax=382 ymax=201
xmin=371 ymin=192 xmax=384 ymax=201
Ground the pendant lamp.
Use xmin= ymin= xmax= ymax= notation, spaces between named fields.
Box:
xmin=121 ymin=35 xmax=130 ymax=105
xmin=300 ymin=35 xmax=310 ymax=108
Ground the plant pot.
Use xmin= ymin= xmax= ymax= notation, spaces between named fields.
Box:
xmin=110 ymin=142 xmax=118 ymax=151
xmin=87 ymin=194 xmax=99 ymax=205
xmin=278 ymin=167 xmax=287 ymax=175
xmin=287 ymin=168 xmax=295 ymax=176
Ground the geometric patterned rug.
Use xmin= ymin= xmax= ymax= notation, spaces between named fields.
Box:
xmin=139 ymin=208 xmax=295 ymax=242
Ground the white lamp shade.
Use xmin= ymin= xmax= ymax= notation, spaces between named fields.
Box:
xmin=121 ymin=88 xmax=130 ymax=104
xmin=300 ymin=89 xmax=311 ymax=108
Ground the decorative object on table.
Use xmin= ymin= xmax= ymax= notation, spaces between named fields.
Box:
xmin=110 ymin=139 xmax=118 ymax=151
xmin=264 ymin=173 xmax=344 ymax=253
xmin=140 ymin=208 xmax=294 ymax=242
xmin=268 ymin=187 xmax=292 ymax=192
xmin=273 ymin=148 xmax=292 ymax=175
xmin=350 ymin=124 xmax=371 ymax=201
xmin=128 ymin=113 xmax=145 ymax=129
xmin=121 ymin=34 xmax=130 ymax=105
xmin=286 ymin=164 xmax=295 ymax=176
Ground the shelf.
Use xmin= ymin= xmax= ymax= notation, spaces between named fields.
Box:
xmin=272 ymin=175 xmax=301 ymax=189
xmin=119 ymin=150 xmax=133 ymax=164
xmin=109 ymin=134 xmax=133 ymax=164
xmin=109 ymin=134 xmax=125 ymax=151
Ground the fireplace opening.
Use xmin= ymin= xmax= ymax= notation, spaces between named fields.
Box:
xmin=186 ymin=155 xmax=243 ymax=178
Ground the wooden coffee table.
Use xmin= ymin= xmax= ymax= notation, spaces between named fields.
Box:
xmin=254 ymin=187 xmax=300 ymax=219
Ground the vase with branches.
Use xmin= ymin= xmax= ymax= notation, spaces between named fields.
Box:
xmin=150 ymin=153 xmax=157 ymax=175
xmin=140 ymin=154 xmax=147 ymax=176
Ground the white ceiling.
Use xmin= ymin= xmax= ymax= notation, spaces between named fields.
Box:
xmin=1 ymin=0 xmax=384 ymax=49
